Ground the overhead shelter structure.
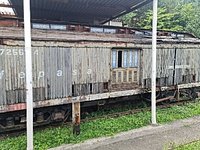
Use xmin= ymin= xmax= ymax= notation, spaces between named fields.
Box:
xmin=0 ymin=0 xmax=157 ymax=149
xmin=2 ymin=0 xmax=152 ymax=24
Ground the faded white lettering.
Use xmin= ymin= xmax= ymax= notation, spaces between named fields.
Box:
xmin=38 ymin=71 xmax=45 ymax=79
xmin=13 ymin=49 xmax=18 ymax=55
xmin=73 ymin=70 xmax=77 ymax=76
xmin=19 ymin=49 xmax=24 ymax=55
xmin=6 ymin=49 xmax=12 ymax=55
xmin=19 ymin=72 xmax=25 ymax=79
xmin=0 ymin=49 xmax=4 ymax=55
xmin=87 ymin=69 xmax=92 ymax=75
xmin=0 ymin=70 xmax=4 ymax=79
xmin=0 ymin=49 xmax=24 ymax=56
xmin=168 ymin=65 xmax=190 ymax=70
xmin=34 ymin=50 xmax=39 ymax=55
xmin=57 ymin=70 xmax=63 ymax=77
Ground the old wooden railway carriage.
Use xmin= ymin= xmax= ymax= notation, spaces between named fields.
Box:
xmin=1 ymin=23 xmax=200 ymax=131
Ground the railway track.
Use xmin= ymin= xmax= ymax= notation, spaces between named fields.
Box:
xmin=81 ymin=100 xmax=194 ymax=122
xmin=0 ymin=99 xmax=196 ymax=139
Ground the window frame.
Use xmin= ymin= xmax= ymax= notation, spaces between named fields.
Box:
xmin=111 ymin=49 xmax=139 ymax=69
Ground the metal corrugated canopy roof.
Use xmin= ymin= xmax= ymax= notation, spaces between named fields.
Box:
xmin=9 ymin=0 xmax=152 ymax=24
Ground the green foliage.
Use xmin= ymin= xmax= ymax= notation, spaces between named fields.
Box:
xmin=1 ymin=101 xmax=200 ymax=150
xmin=137 ymin=7 xmax=183 ymax=31
xmin=183 ymin=6 xmax=200 ymax=37
xmin=121 ymin=12 xmax=137 ymax=27
xmin=120 ymin=0 xmax=200 ymax=37
xmin=176 ymin=140 xmax=200 ymax=150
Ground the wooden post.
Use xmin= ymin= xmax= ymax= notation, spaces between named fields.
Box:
xmin=175 ymin=85 xmax=180 ymax=101
xmin=72 ymin=102 xmax=81 ymax=135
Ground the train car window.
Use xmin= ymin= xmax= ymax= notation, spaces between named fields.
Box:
xmin=123 ymin=50 xmax=128 ymax=68
xmin=134 ymin=50 xmax=138 ymax=67
xmin=118 ymin=51 xmax=122 ymax=68
xmin=112 ymin=50 xmax=117 ymax=68
xmin=129 ymin=50 xmax=133 ymax=67
xmin=112 ymin=49 xmax=139 ymax=69
xmin=129 ymin=50 xmax=138 ymax=68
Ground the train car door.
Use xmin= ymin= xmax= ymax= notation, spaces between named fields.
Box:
xmin=111 ymin=48 xmax=141 ymax=91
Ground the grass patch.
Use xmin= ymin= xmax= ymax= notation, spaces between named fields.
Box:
xmin=1 ymin=101 xmax=200 ymax=150
xmin=175 ymin=140 xmax=200 ymax=150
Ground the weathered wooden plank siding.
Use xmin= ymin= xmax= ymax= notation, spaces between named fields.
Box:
xmin=175 ymin=48 xmax=200 ymax=84
xmin=1 ymin=38 xmax=200 ymax=107
xmin=2 ymin=46 xmax=26 ymax=105
xmin=32 ymin=47 xmax=72 ymax=101
xmin=142 ymin=46 xmax=200 ymax=88
xmin=0 ymin=46 xmax=72 ymax=106
xmin=72 ymin=47 xmax=110 ymax=84
xmin=0 ymin=46 xmax=6 ymax=105
xmin=193 ymin=49 xmax=200 ymax=82
xmin=72 ymin=47 xmax=110 ymax=96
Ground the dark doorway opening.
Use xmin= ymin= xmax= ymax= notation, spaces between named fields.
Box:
xmin=118 ymin=51 xmax=122 ymax=68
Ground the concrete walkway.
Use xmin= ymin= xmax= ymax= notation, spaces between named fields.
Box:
xmin=50 ymin=116 xmax=200 ymax=150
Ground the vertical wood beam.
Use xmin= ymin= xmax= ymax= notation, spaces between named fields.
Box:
xmin=72 ymin=102 xmax=81 ymax=135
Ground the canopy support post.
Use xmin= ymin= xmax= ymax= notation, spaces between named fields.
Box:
xmin=151 ymin=0 xmax=158 ymax=125
xmin=24 ymin=0 xmax=33 ymax=149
